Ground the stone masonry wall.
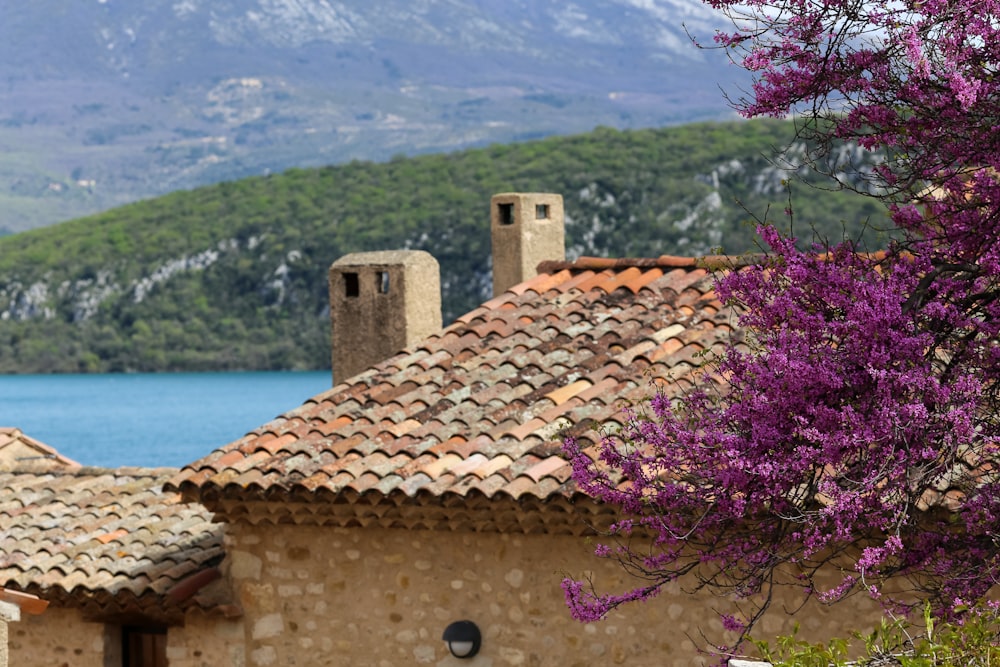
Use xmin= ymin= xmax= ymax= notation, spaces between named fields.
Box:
xmin=228 ymin=522 xmax=889 ymax=667
xmin=167 ymin=611 xmax=246 ymax=667
xmin=8 ymin=607 xmax=105 ymax=667
xmin=8 ymin=605 xmax=244 ymax=667
xmin=0 ymin=600 xmax=15 ymax=667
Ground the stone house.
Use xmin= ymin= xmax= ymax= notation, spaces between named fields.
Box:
xmin=164 ymin=194 xmax=887 ymax=666
xmin=2 ymin=194 xmax=890 ymax=666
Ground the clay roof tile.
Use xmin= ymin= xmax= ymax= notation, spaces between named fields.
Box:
xmin=170 ymin=254 xmax=743 ymax=515
xmin=0 ymin=454 xmax=231 ymax=620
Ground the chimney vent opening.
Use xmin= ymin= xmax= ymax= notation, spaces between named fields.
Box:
xmin=377 ymin=271 xmax=390 ymax=294
xmin=535 ymin=204 xmax=549 ymax=220
xmin=344 ymin=272 xmax=360 ymax=298
xmin=498 ymin=202 xmax=514 ymax=226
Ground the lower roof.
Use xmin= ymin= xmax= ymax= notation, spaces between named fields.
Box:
xmin=0 ymin=457 xmax=235 ymax=623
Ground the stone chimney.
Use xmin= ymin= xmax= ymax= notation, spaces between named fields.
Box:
xmin=329 ymin=250 xmax=441 ymax=384
xmin=490 ymin=192 xmax=565 ymax=296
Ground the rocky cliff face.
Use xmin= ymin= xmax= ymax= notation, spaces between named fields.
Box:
xmin=0 ymin=0 xmax=745 ymax=232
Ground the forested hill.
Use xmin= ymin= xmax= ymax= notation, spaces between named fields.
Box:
xmin=0 ymin=119 xmax=889 ymax=374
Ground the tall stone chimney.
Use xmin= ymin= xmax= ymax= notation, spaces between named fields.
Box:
xmin=491 ymin=192 xmax=565 ymax=296
xmin=329 ymin=250 xmax=441 ymax=384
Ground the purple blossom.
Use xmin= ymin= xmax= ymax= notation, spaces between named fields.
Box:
xmin=562 ymin=0 xmax=1000 ymax=654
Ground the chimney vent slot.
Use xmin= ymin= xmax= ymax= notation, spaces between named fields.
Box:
xmin=344 ymin=272 xmax=360 ymax=298
xmin=535 ymin=204 xmax=549 ymax=220
xmin=377 ymin=271 xmax=390 ymax=294
xmin=498 ymin=202 xmax=514 ymax=226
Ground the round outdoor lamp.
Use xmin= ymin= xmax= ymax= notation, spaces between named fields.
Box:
xmin=442 ymin=620 xmax=481 ymax=659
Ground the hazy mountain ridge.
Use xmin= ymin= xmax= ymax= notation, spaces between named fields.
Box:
xmin=0 ymin=0 xmax=745 ymax=233
xmin=0 ymin=120 xmax=889 ymax=374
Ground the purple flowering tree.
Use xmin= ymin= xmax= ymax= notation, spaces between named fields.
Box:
xmin=564 ymin=0 xmax=1000 ymax=647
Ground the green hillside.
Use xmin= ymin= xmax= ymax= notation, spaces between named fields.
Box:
xmin=0 ymin=119 xmax=890 ymax=374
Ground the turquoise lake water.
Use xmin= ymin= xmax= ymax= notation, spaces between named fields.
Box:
xmin=0 ymin=371 xmax=331 ymax=468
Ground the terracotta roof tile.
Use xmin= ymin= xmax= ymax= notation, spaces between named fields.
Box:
xmin=0 ymin=451 xmax=231 ymax=621
xmin=543 ymin=378 xmax=592 ymax=404
xmin=397 ymin=472 xmax=434 ymax=496
xmin=523 ymin=456 xmax=572 ymax=483
xmin=546 ymin=268 xmax=598 ymax=294
xmin=624 ymin=267 xmax=667 ymax=292
xmin=568 ymin=269 xmax=618 ymax=294
xmin=469 ymin=473 xmax=511 ymax=497
xmin=168 ymin=256 xmax=737 ymax=519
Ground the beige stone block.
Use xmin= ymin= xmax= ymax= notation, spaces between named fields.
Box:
xmin=229 ymin=644 xmax=246 ymax=666
xmin=504 ymin=569 xmax=524 ymax=588
xmin=395 ymin=629 xmax=419 ymax=643
xmin=250 ymin=645 xmax=277 ymax=666
xmin=0 ymin=601 xmax=19 ymax=623
xmin=413 ymin=644 xmax=436 ymax=663
xmin=252 ymin=614 xmax=284 ymax=640
xmin=230 ymin=550 xmax=263 ymax=580
xmin=500 ymin=646 xmax=526 ymax=665
xmin=277 ymin=584 xmax=302 ymax=597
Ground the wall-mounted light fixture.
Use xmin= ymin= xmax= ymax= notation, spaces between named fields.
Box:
xmin=442 ymin=620 xmax=481 ymax=659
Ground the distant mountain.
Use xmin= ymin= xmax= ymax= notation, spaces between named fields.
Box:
xmin=0 ymin=120 xmax=890 ymax=375
xmin=0 ymin=0 xmax=747 ymax=233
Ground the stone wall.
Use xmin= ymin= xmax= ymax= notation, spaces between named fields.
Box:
xmin=226 ymin=522 xmax=888 ymax=667
xmin=8 ymin=607 xmax=105 ymax=667
xmin=4 ymin=526 xmax=898 ymax=667
xmin=0 ymin=600 xmax=16 ymax=667
xmin=7 ymin=605 xmax=244 ymax=667
xmin=166 ymin=611 xmax=246 ymax=667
